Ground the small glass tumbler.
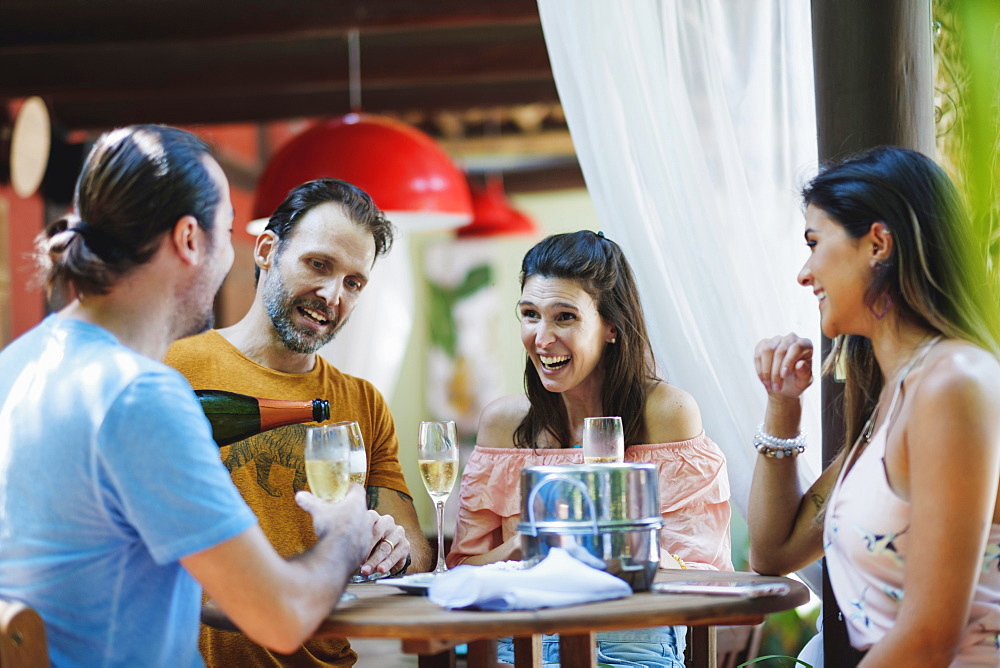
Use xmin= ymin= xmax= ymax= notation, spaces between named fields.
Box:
xmin=582 ymin=416 xmax=625 ymax=463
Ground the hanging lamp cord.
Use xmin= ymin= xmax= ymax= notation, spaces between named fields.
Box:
xmin=348 ymin=28 xmax=362 ymax=113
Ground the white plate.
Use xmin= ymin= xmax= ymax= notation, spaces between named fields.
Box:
xmin=651 ymin=580 xmax=791 ymax=598
xmin=375 ymin=573 xmax=438 ymax=595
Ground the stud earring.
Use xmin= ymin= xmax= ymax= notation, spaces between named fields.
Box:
xmin=610 ymin=337 xmax=617 ymax=344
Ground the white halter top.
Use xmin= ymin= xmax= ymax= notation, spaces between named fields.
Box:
xmin=824 ymin=341 xmax=1000 ymax=664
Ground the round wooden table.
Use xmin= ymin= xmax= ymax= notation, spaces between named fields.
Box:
xmin=203 ymin=569 xmax=810 ymax=668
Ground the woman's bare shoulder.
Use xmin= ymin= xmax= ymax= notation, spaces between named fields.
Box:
xmin=906 ymin=342 xmax=1000 ymax=414
xmin=476 ymin=395 xmax=531 ymax=448
xmin=643 ymin=380 xmax=704 ymax=443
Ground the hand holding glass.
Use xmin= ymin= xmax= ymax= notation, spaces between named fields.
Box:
xmin=582 ymin=416 xmax=624 ymax=463
xmin=317 ymin=420 xmax=376 ymax=582
xmin=418 ymin=420 xmax=459 ymax=574
xmin=304 ymin=424 xmax=351 ymax=502
xmin=304 ymin=424 xmax=365 ymax=600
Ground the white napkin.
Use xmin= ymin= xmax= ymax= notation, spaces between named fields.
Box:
xmin=428 ymin=547 xmax=632 ymax=611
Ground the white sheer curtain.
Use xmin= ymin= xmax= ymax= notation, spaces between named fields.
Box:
xmin=538 ymin=0 xmax=822 ymax=581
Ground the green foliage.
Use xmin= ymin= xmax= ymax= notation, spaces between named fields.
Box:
xmin=756 ymin=606 xmax=819 ymax=667
xmin=426 ymin=264 xmax=493 ymax=357
xmin=934 ymin=0 xmax=1000 ymax=215
xmin=739 ymin=655 xmax=813 ymax=668
xmin=954 ymin=3 xmax=1000 ymax=231
xmin=934 ymin=0 xmax=1000 ymax=325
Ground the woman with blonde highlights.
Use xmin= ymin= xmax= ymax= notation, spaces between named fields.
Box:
xmin=749 ymin=146 xmax=1000 ymax=666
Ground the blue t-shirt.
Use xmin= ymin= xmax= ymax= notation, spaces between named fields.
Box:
xmin=0 ymin=315 xmax=257 ymax=667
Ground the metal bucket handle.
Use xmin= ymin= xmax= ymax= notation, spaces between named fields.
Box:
xmin=522 ymin=474 xmax=599 ymax=537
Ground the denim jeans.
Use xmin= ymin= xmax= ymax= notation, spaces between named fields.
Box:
xmin=496 ymin=625 xmax=686 ymax=667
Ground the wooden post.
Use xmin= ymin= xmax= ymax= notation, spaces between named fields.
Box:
xmin=558 ymin=632 xmax=596 ymax=668
xmin=513 ymin=634 xmax=542 ymax=667
xmin=416 ymin=649 xmax=456 ymax=668
xmin=687 ymin=626 xmax=718 ymax=668
xmin=467 ymin=638 xmax=500 ymax=667
xmin=811 ymin=0 xmax=935 ymax=160
xmin=810 ymin=1 xmax=934 ymax=666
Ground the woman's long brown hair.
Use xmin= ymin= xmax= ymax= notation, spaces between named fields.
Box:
xmin=806 ymin=146 xmax=1000 ymax=451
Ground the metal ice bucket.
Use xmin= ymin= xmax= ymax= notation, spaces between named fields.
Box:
xmin=517 ymin=463 xmax=662 ymax=591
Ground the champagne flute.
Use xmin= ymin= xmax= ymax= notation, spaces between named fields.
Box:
xmin=582 ymin=416 xmax=624 ymax=463
xmin=304 ymin=425 xmax=351 ymax=502
xmin=326 ymin=420 xmax=367 ymax=487
xmin=319 ymin=421 xmax=375 ymax=583
xmin=418 ymin=420 xmax=459 ymax=574
xmin=305 ymin=425 xmax=358 ymax=600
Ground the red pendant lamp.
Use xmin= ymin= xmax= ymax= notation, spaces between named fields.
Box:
xmin=250 ymin=112 xmax=473 ymax=234
xmin=456 ymin=177 xmax=540 ymax=238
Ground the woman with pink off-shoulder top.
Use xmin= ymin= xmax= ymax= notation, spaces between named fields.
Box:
xmin=447 ymin=230 xmax=733 ymax=667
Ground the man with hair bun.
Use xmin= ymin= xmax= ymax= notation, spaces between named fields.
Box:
xmin=0 ymin=125 xmax=375 ymax=666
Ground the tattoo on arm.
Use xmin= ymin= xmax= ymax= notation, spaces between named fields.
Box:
xmin=366 ymin=485 xmax=414 ymax=510
xmin=810 ymin=492 xmax=825 ymax=511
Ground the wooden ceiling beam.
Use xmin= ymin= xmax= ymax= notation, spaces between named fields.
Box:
xmin=0 ymin=25 xmax=551 ymax=99
xmin=0 ymin=2 xmax=574 ymax=186
xmin=0 ymin=0 xmax=541 ymax=48
xmin=499 ymin=162 xmax=586 ymax=194
xmin=47 ymin=79 xmax=562 ymax=129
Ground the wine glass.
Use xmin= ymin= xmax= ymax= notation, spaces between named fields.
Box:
xmin=325 ymin=420 xmax=367 ymax=487
xmin=418 ymin=420 xmax=459 ymax=574
xmin=305 ymin=425 xmax=360 ymax=600
xmin=582 ymin=416 xmax=624 ymax=463
xmin=317 ymin=421 xmax=374 ymax=583
xmin=304 ymin=424 xmax=350 ymax=502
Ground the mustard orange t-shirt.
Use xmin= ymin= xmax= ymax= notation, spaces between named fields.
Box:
xmin=166 ymin=329 xmax=409 ymax=667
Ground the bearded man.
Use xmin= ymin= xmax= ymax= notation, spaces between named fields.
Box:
xmin=166 ymin=178 xmax=430 ymax=667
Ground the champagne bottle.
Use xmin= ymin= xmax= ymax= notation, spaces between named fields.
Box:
xmin=194 ymin=389 xmax=330 ymax=447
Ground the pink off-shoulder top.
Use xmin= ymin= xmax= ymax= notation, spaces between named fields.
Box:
xmin=446 ymin=431 xmax=733 ymax=571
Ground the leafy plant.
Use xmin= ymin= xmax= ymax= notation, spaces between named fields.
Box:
xmin=739 ymin=656 xmax=813 ymax=668
xmin=934 ymin=0 xmax=1000 ymax=289
xmin=426 ymin=264 xmax=492 ymax=357
xmin=755 ymin=604 xmax=819 ymax=667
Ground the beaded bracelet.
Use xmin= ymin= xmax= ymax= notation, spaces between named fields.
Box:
xmin=753 ymin=424 xmax=806 ymax=459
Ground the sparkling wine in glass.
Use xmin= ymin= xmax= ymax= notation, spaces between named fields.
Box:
xmin=304 ymin=424 xmax=360 ymax=600
xmin=325 ymin=420 xmax=367 ymax=486
xmin=582 ymin=416 xmax=625 ymax=464
xmin=418 ymin=420 xmax=459 ymax=574
xmin=322 ymin=421 xmax=374 ymax=583
xmin=304 ymin=424 xmax=350 ymax=503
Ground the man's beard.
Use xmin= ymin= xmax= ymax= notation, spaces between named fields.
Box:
xmin=262 ymin=268 xmax=344 ymax=354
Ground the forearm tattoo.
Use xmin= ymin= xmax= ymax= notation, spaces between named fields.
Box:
xmin=366 ymin=485 xmax=414 ymax=511
xmin=810 ymin=492 xmax=825 ymax=511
